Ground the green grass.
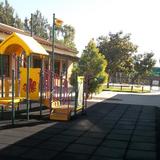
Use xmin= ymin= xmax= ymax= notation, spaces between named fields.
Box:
xmin=104 ymin=85 xmax=150 ymax=93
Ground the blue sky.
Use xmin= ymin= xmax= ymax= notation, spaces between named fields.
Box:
xmin=2 ymin=0 xmax=160 ymax=65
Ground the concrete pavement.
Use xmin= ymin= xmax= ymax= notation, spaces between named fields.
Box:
xmin=88 ymin=90 xmax=160 ymax=107
xmin=0 ymin=90 xmax=160 ymax=160
xmin=0 ymin=102 xmax=158 ymax=160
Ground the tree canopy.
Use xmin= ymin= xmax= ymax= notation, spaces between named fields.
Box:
xmin=0 ymin=0 xmax=77 ymax=51
xmin=97 ymin=31 xmax=138 ymax=79
xmin=24 ymin=10 xmax=50 ymax=39
xmin=31 ymin=10 xmax=49 ymax=39
xmin=62 ymin=24 xmax=76 ymax=49
xmin=55 ymin=24 xmax=77 ymax=50
xmin=0 ymin=0 xmax=23 ymax=29
xmin=70 ymin=40 xmax=108 ymax=95
xmin=132 ymin=52 xmax=156 ymax=82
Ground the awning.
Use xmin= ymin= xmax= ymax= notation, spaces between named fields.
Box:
xmin=0 ymin=32 xmax=49 ymax=56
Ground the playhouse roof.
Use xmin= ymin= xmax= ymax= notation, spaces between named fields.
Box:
xmin=0 ymin=32 xmax=49 ymax=56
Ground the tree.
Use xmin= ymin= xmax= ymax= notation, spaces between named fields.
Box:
xmin=24 ymin=17 xmax=30 ymax=31
xmin=0 ymin=0 xmax=23 ymax=29
xmin=0 ymin=1 xmax=77 ymax=49
xmin=30 ymin=10 xmax=49 ymax=39
xmin=14 ymin=14 xmax=23 ymax=29
xmin=97 ymin=31 xmax=137 ymax=83
xmin=70 ymin=40 xmax=108 ymax=96
xmin=0 ymin=0 xmax=14 ymax=25
xmin=24 ymin=10 xmax=50 ymax=39
xmin=62 ymin=25 xmax=76 ymax=49
xmin=55 ymin=24 xmax=77 ymax=50
xmin=132 ymin=52 xmax=156 ymax=83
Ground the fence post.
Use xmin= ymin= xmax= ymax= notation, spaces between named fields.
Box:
xmin=142 ymin=86 xmax=144 ymax=92
xmin=131 ymin=85 xmax=133 ymax=92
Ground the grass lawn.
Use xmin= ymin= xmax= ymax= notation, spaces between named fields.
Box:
xmin=104 ymin=85 xmax=150 ymax=93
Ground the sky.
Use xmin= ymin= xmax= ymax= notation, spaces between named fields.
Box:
xmin=1 ymin=0 xmax=160 ymax=66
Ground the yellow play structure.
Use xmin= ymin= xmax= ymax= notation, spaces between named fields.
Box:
xmin=0 ymin=32 xmax=48 ymax=124
xmin=0 ymin=32 xmax=85 ymax=125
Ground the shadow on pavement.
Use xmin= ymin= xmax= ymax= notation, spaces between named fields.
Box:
xmin=0 ymin=98 xmax=158 ymax=160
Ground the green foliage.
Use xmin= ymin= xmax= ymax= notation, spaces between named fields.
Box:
xmin=14 ymin=14 xmax=23 ymax=29
xmin=55 ymin=24 xmax=77 ymax=51
xmin=70 ymin=63 xmax=79 ymax=86
xmin=0 ymin=1 xmax=77 ymax=50
xmin=97 ymin=31 xmax=137 ymax=78
xmin=62 ymin=25 xmax=76 ymax=49
xmin=26 ymin=10 xmax=50 ymax=39
xmin=132 ymin=52 xmax=156 ymax=82
xmin=0 ymin=0 xmax=14 ymax=25
xmin=0 ymin=0 xmax=23 ymax=29
xmin=70 ymin=40 xmax=108 ymax=95
xmin=24 ymin=17 xmax=30 ymax=31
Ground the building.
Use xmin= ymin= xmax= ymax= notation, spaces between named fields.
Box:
xmin=0 ymin=22 xmax=78 ymax=81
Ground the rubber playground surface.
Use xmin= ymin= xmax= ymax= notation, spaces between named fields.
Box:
xmin=0 ymin=93 xmax=159 ymax=160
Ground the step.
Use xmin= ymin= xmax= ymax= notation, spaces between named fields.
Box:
xmin=53 ymin=108 xmax=72 ymax=114
xmin=50 ymin=112 xmax=71 ymax=121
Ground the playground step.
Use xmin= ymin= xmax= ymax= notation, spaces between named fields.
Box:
xmin=50 ymin=112 xmax=71 ymax=121
xmin=50 ymin=108 xmax=72 ymax=121
xmin=53 ymin=108 xmax=72 ymax=114
xmin=50 ymin=113 xmax=70 ymax=121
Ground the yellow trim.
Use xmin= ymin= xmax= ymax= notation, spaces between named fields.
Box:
xmin=0 ymin=97 xmax=23 ymax=105
xmin=0 ymin=33 xmax=30 ymax=56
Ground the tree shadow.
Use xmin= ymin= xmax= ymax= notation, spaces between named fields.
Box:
xmin=0 ymin=95 xmax=158 ymax=160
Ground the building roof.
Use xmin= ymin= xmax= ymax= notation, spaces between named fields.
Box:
xmin=0 ymin=23 xmax=78 ymax=59
xmin=0 ymin=32 xmax=49 ymax=56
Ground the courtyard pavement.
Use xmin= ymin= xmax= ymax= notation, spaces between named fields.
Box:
xmin=0 ymin=91 xmax=160 ymax=160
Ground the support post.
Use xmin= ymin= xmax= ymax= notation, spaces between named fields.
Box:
xmin=74 ymin=72 xmax=78 ymax=116
xmin=40 ymin=58 xmax=44 ymax=117
xmin=17 ymin=56 xmax=20 ymax=111
xmin=31 ymin=13 xmax=33 ymax=37
xmin=26 ymin=56 xmax=30 ymax=120
xmin=1 ymin=57 xmax=4 ymax=98
xmin=29 ymin=13 xmax=33 ymax=108
xmin=50 ymin=13 xmax=55 ymax=112
xmin=60 ymin=72 xmax=63 ymax=105
xmin=82 ymin=80 xmax=85 ymax=114
xmin=0 ymin=55 xmax=4 ymax=119
xmin=12 ymin=69 xmax=15 ymax=125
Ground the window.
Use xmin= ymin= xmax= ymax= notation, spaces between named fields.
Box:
xmin=33 ymin=58 xmax=42 ymax=68
xmin=0 ymin=55 xmax=9 ymax=77
xmin=54 ymin=61 xmax=60 ymax=76
xmin=62 ymin=62 xmax=67 ymax=75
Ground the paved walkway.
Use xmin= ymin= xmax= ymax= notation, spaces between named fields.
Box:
xmin=89 ymin=90 xmax=160 ymax=107
xmin=0 ymin=91 xmax=159 ymax=160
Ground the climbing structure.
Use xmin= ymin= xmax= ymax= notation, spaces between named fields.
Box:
xmin=0 ymin=32 xmax=86 ymax=124
xmin=42 ymin=70 xmax=71 ymax=120
xmin=0 ymin=32 xmax=48 ymax=124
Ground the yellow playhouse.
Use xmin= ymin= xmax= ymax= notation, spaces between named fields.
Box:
xmin=0 ymin=32 xmax=85 ymax=125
